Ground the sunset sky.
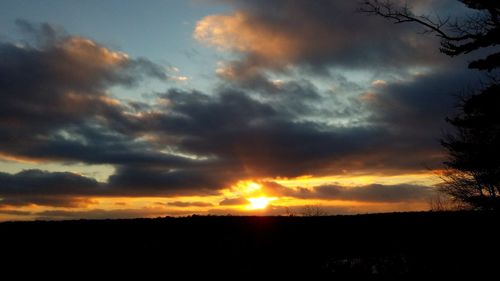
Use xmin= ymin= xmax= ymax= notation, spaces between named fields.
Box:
xmin=0 ymin=0 xmax=486 ymax=220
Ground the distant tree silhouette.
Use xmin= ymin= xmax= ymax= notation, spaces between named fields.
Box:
xmin=428 ymin=190 xmax=470 ymax=211
xmin=361 ymin=0 xmax=500 ymax=210
xmin=301 ymin=205 xmax=328 ymax=216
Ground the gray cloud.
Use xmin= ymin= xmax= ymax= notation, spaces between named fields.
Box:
xmin=107 ymin=165 xmax=225 ymax=196
xmin=0 ymin=167 xmax=223 ymax=207
xmin=0 ymin=21 xmax=168 ymax=165
xmin=0 ymin=170 xmax=100 ymax=196
xmin=196 ymin=0 xmax=459 ymax=80
xmin=166 ymin=201 xmax=214 ymax=207
xmin=0 ymin=170 xmax=101 ymax=207
xmin=219 ymin=197 xmax=249 ymax=206
xmin=0 ymin=73 xmax=460 ymax=207
xmin=263 ymin=181 xmax=435 ymax=203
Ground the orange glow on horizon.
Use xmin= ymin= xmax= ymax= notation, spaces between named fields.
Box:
xmin=0 ymin=175 xmax=437 ymax=222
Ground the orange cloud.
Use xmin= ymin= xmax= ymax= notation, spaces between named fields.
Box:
xmin=193 ymin=2 xmax=443 ymax=81
xmin=60 ymin=37 xmax=129 ymax=67
xmin=195 ymin=12 xmax=301 ymax=73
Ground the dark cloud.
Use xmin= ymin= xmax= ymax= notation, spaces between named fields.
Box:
xmin=0 ymin=170 xmax=100 ymax=207
xmin=107 ymin=165 xmax=224 ymax=196
xmin=218 ymin=77 xmax=329 ymax=118
xmin=0 ymin=67 xmax=456 ymax=207
xmin=195 ymin=0 xmax=460 ymax=79
xmin=0 ymin=209 xmax=33 ymax=216
xmin=316 ymin=184 xmax=434 ymax=203
xmin=219 ymin=197 xmax=249 ymax=206
xmin=18 ymin=123 xmax=195 ymax=166
xmin=153 ymin=85 xmax=458 ymax=177
xmin=368 ymin=69 xmax=482 ymax=135
xmin=359 ymin=65 xmax=485 ymax=172
xmin=0 ymin=196 xmax=95 ymax=208
xmin=0 ymin=21 xmax=168 ymax=165
xmin=0 ymin=59 xmax=467 ymax=207
xmin=0 ymin=168 xmax=220 ymax=207
xmin=155 ymin=88 xmax=377 ymax=177
xmin=167 ymin=201 xmax=214 ymax=207
xmin=1 ymin=76 xmax=459 ymax=208
xmin=0 ymin=170 xmax=100 ymax=196
xmin=0 ymin=11 xmax=480 ymax=213
xmin=263 ymin=181 xmax=435 ymax=203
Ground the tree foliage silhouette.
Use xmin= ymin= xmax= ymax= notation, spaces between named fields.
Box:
xmin=361 ymin=0 xmax=500 ymax=209
xmin=441 ymin=84 xmax=500 ymax=209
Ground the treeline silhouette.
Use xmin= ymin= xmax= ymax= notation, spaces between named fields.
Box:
xmin=1 ymin=212 xmax=499 ymax=279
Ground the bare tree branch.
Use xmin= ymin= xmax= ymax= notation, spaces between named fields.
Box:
xmin=359 ymin=0 xmax=500 ymax=70
xmin=359 ymin=0 xmax=476 ymax=41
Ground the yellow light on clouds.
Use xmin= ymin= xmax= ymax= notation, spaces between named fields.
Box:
xmin=232 ymin=180 xmax=263 ymax=195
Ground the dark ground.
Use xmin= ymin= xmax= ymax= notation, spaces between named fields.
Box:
xmin=1 ymin=211 xmax=499 ymax=279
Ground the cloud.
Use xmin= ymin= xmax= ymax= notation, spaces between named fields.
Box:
xmin=195 ymin=0 xmax=452 ymax=79
xmin=0 ymin=21 xmax=169 ymax=165
xmin=33 ymin=208 xmax=189 ymax=220
xmin=368 ymin=69 xmax=481 ymax=132
xmin=316 ymin=184 xmax=434 ymax=203
xmin=107 ymin=165 xmax=224 ymax=196
xmin=0 ymin=169 xmax=100 ymax=207
xmin=0 ymin=209 xmax=33 ymax=216
xmin=0 ymin=196 xmax=95 ymax=208
xmin=0 ymin=167 xmax=223 ymax=207
xmin=195 ymin=11 xmax=300 ymax=78
xmin=219 ymin=197 xmax=249 ymax=206
xmin=0 ymin=64 xmax=467 ymax=207
xmin=154 ymin=88 xmax=376 ymax=177
xmin=362 ymin=65 xmax=484 ymax=169
xmin=0 ymin=167 xmax=221 ymax=207
xmin=167 ymin=201 xmax=214 ymax=207
xmin=0 ymin=15 xmax=479 ymax=213
xmin=1 ymin=77 xmax=456 ymax=208
xmin=0 ymin=170 xmax=100 ymax=195
xmin=152 ymin=86 xmax=454 ymax=178
xmin=263 ymin=181 xmax=435 ymax=203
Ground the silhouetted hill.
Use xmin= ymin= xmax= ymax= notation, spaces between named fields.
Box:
xmin=1 ymin=211 xmax=499 ymax=279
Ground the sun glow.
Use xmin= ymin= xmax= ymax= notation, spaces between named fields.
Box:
xmin=247 ymin=196 xmax=276 ymax=210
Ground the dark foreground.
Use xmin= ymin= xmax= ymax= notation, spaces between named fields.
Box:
xmin=1 ymin=211 xmax=499 ymax=279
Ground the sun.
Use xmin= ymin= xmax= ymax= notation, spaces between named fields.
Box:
xmin=247 ymin=196 xmax=276 ymax=210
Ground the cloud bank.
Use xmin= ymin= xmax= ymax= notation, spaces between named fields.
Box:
xmin=0 ymin=0 xmax=487 ymax=217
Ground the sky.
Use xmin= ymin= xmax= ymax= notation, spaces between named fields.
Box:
xmin=0 ymin=0 xmax=488 ymax=220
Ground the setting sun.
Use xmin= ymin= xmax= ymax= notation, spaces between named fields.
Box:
xmin=247 ymin=197 xmax=276 ymax=210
